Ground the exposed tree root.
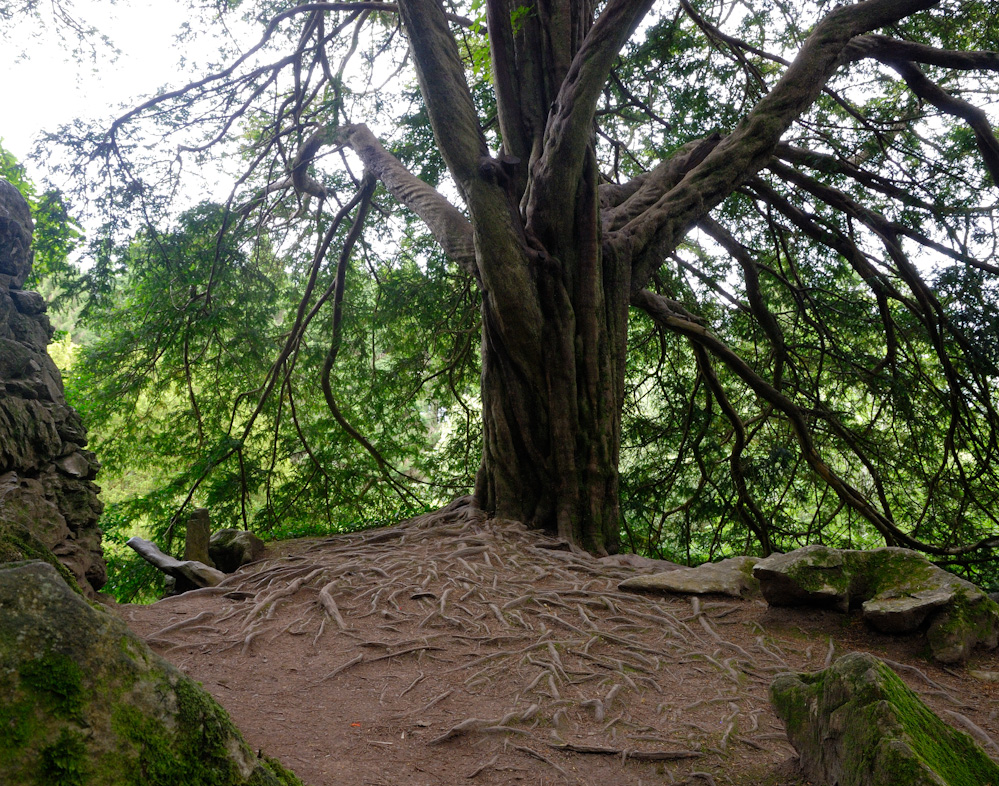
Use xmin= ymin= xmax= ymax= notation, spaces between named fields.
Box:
xmin=131 ymin=501 xmax=992 ymax=784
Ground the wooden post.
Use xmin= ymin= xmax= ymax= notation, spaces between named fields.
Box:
xmin=184 ymin=507 xmax=214 ymax=568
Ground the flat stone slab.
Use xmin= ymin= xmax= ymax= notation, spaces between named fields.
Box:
xmin=753 ymin=545 xmax=999 ymax=663
xmin=619 ymin=556 xmax=760 ymax=598
xmin=127 ymin=535 xmax=226 ymax=591
xmin=771 ymin=652 xmax=999 ymax=786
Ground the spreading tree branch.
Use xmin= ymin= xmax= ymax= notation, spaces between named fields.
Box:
xmin=631 ymin=288 xmax=999 ymax=556
xmin=618 ymin=0 xmax=940 ymax=292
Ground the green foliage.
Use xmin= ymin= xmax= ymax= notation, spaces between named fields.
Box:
xmin=39 ymin=0 xmax=999 ymax=592
xmin=0 ymin=140 xmax=83 ymax=293
xmin=66 ymin=197 xmax=480 ymax=599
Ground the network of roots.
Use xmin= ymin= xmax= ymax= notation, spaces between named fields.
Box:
xmin=142 ymin=502 xmax=974 ymax=785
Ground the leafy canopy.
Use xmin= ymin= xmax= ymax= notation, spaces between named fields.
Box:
xmin=42 ymin=0 xmax=999 ymax=591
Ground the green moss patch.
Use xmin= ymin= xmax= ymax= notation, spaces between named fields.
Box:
xmin=1 ymin=560 xmax=307 ymax=786
xmin=771 ymin=652 xmax=999 ymax=786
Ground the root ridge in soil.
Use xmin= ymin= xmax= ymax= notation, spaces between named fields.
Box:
xmin=119 ymin=501 xmax=999 ymax=786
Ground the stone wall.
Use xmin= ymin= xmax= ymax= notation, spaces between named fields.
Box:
xmin=0 ymin=178 xmax=105 ymax=596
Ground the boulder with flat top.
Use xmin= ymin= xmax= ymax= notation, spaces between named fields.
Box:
xmin=753 ymin=545 xmax=999 ymax=663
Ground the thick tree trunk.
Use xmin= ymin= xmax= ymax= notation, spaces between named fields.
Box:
xmin=474 ymin=269 xmax=629 ymax=554
xmin=394 ymin=0 xmax=641 ymax=552
xmin=473 ymin=157 xmax=629 ymax=555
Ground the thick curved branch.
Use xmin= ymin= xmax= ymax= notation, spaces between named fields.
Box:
xmin=617 ymin=0 xmax=940 ymax=292
xmin=293 ymin=123 xmax=476 ymax=272
xmin=631 ymin=288 xmax=999 ymax=556
xmin=397 ymin=0 xmax=538 ymax=343
xmin=526 ymin=0 xmax=655 ymax=232
xmin=845 ymin=33 xmax=999 ymax=72
xmin=396 ymin=0 xmax=489 ymax=192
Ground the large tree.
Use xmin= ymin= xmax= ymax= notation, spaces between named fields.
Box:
xmin=66 ymin=0 xmax=999 ymax=566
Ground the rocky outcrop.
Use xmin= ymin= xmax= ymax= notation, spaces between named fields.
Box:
xmin=0 ymin=560 xmax=304 ymax=785
xmin=771 ymin=652 xmax=999 ymax=786
xmin=619 ymin=556 xmax=761 ymax=598
xmin=753 ymin=545 xmax=999 ymax=663
xmin=209 ymin=528 xmax=266 ymax=573
xmin=0 ymin=179 xmax=105 ymax=596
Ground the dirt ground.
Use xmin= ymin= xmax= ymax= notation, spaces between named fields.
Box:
xmin=116 ymin=501 xmax=999 ymax=786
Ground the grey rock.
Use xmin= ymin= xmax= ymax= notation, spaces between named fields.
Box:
xmin=753 ymin=545 xmax=999 ymax=663
xmin=54 ymin=451 xmax=93 ymax=478
xmin=0 ymin=180 xmax=32 ymax=288
xmin=619 ymin=556 xmax=761 ymax=598
xmin=210 ymin=528 xmax=267 ymax=573
xmin=0 ymin=178 xmax=105 ymax=596
xmin=126 ymin=536 xmax=226 ymax=592
xmin=754 ymin=544 xmax=852 ymax=611
xmin=771 ymin=652 xmax=999 ymax=786
xmin=9 ymin=288 xmax=45 ymax=315
xmin=0 ymin=561 xmax=304 ymax=786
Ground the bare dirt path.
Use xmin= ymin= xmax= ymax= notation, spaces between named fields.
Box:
xmin=116 ymin=502 xmax=999 ymax=786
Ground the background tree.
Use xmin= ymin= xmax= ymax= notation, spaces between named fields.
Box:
xmin=58 ymin=0 xmax=999 ymax=581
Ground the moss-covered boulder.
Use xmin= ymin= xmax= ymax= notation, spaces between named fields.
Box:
xmin=771 ymin=652 xmax=999 ymax=786
xmin=0 ymin=560 xmax=306 ymax=786
xmin=753 ymin=545 xmax=999 ymax=663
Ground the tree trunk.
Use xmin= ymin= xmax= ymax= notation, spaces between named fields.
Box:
xmin=392 ymin=0 xmax=643 ymax=553
xmin=473 ymin=153 xmax=630 ymax=555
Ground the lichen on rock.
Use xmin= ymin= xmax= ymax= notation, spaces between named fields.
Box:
xmin=0 ymin=560 xmax=307 ymax=786
xmin=770 ymin=651 xmax=999 ymax=786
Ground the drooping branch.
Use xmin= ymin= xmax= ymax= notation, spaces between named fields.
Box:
xmin=692 ymin=343 xmax=775 ymax=555
xmin=885 ymin=60 xmax=999 ymax=185
xmin=319 ymin=172 xmax=422 ymax=506
xmin=631 ymin=287 xmax=999 ymax=557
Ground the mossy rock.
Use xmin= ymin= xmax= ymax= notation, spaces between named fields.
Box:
xmin=771 ymin=652 xmax=999 ymax=786
xmin=753 ymin=546 xmax=999 ymax=663
xmin=0 ymin=560 xmax=307 ymax=786
xmin=0 ymin=515 xmax=82 ymax=594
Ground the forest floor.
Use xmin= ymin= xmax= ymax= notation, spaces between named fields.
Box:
xmin=116 ymin=500 xmax=999 ymax=786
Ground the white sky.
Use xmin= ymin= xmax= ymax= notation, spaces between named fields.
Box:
xmin=1 ymin=0 xmax=228 ymax=182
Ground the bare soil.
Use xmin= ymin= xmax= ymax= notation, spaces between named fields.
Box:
xmin=116 ymin=501 xmax=999 ymax=786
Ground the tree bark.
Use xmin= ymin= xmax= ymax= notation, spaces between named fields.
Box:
xmin=473 ymin=151 xmax=629 ymax=554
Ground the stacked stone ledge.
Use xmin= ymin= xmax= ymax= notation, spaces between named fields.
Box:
xmin=0 ymin=178 xmax=105 ymax=596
